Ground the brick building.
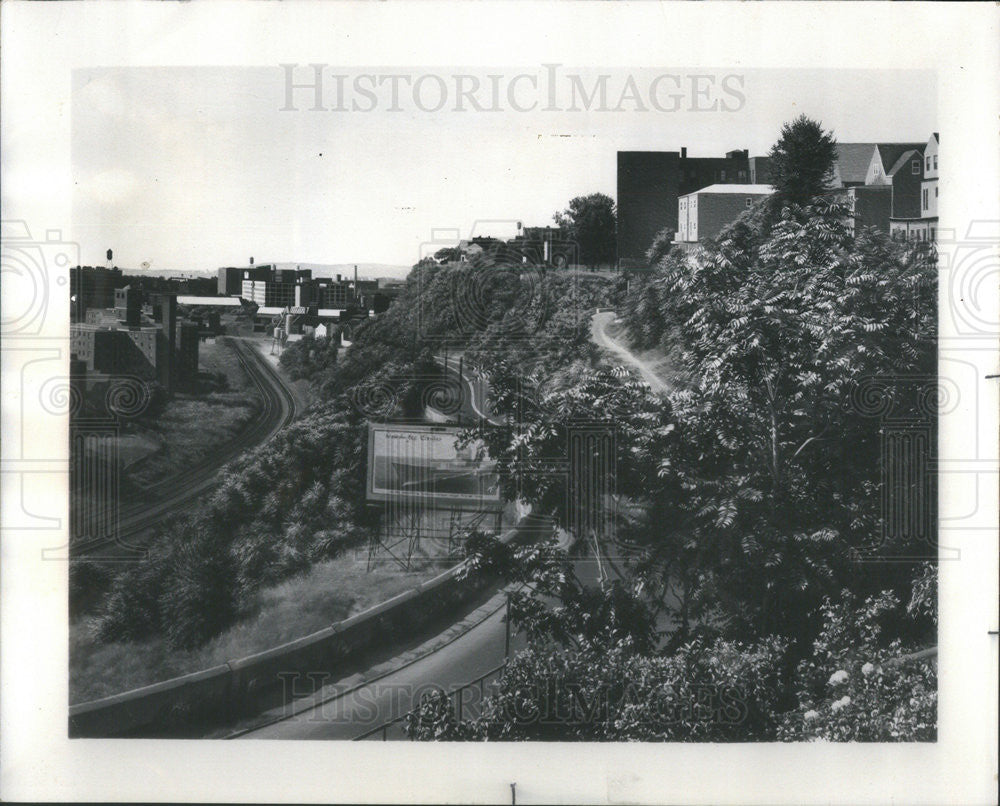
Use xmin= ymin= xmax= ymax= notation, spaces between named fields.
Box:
xmin=676 ymin=184 xmax=773 ymax=243
xmin=617 ymin=148 xmax=762 ymax=265
xmin=70 ymin=265 xmax=127 ymax=323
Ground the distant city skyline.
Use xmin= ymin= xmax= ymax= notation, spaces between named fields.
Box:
xmin=70 ymin=67 xmax=935 ymax=272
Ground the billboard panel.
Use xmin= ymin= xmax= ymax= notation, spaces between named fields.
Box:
xmin=366 ymin=423 xmax=501 ymax=510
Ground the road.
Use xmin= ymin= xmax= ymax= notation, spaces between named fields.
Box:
xmin=235 ymin=555 xmax=614 ymax=740
xmin=71 ymin=336 xmax=296 ymax=559
xmin=234 ymin=322 xmax=639 ymax=740
xmin=237 ymin=595 xmax=518 ymax=740
xmin=590 ymin=310 xmax=670 ymax=394
xmin=438 ymin=353 xmax=502 ymax=425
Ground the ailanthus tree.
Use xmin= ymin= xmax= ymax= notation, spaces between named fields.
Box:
xmin=623 ymin=198 xmax=937 ymax=643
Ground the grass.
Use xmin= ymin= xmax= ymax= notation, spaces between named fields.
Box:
xmin=123 ymin=339 xmax=262 ymax=491
xmin=70 ymin=549 xmax=454 ymax=704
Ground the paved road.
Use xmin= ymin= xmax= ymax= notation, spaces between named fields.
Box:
xmin=438 ymin=353 xmax=502 ymax=425
xmin=236 ymin=330 xmax=632 ymax=740
xmin=238 ymin=594 xmax=518 ymax=740
xmin=590 ymin=310 xmax=670 ymax=394
xmin=71 ymin=336 xmax=297 ymax=559
xmin=235 ymin=555 xmax=614 ymax=740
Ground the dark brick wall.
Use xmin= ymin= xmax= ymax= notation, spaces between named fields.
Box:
xmin=696 ymin=192 xmax=763 ymax=242
xmin=890 ymin=159 xmax=923 ymax=220
xmin=854 ymin=186 xmax=892 ymax=233
xmin=617 ymin=150 xmax=752 ymax=264
xmin=617 ymin=152 xmax=679 ymax=264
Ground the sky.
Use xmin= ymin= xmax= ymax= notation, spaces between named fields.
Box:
xmin=70 ymin=66 xmax=935 ymax=273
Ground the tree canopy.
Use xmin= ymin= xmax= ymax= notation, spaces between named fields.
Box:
xmin=767 ymin=115 xmax=838 ymax=212
xmin=553 ymin=193 xmax=617 ymax=268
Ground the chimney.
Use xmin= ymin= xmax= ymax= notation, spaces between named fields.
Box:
xmin=354 ymin=265 xmax=358 ymax=302
xmin=681 ymin=147 xmax=687 ymax=159
xmin=249 ymin=257 xmax=254 ymax=266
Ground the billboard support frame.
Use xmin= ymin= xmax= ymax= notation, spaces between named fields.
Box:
xmin=366 ymin=503 xmax=502 ymax=571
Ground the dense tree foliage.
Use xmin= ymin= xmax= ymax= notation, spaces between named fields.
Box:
xmin=404 ymin=188 xmax=937 ymax=741
xmin=278 ymin=329 xmax=340 ymax=390
xmin=618 ymin=200 xmax=937 ymax=647
xmin=553 ymin=193 xmax=617 ymax=268
xmin=94 ymin=406 xmax=374 ymax=648
xmin=91 ymin=128 xmax=938 ymax=741
xmin=768 ymin=115 xmax=839 ymax=211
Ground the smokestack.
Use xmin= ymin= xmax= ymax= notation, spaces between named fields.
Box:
xmin=354 ymin=265 xmax=358 ymax=302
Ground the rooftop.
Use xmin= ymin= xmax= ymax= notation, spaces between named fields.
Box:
xmin=177 ymin=295 xmax=243 ymax=307
xmin=683 ymin=184 xmax=773 ymax=196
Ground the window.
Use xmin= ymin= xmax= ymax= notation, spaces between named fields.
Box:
xmin=933 ymin=155 xmax=938 ymax=170
xmin=935 ymin=186 xmax=938 ymax=198
xmin=923 ymin=189 xmax=929 ymax=210
xmin=721 ymin=169 xmax=727 ymax=181
xmin=926 ymin=156 xmax=931 ymax=171
xmin=746 ymin=198 xmax=752 ymax=208
xmin=912 ymin=159 xmax=921 ymax=175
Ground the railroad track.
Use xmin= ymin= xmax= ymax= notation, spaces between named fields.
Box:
xmin=72 ymin=337 xmax=296 ymax=560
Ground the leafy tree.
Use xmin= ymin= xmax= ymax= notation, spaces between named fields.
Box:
xmin=279 ymin=329 xmax=340 ymax=389
xmin=405 ymin=525 xmax=789 ymax=741
xmin=617 ymin=198 xmax=936 ymax=644
xmin=645 ymin=226 xmax=676 ymax=267
xmin=553 ymin=193 xmax=617 ymax=268
xmin=767 ymin=115 xmax=838 ymax=212
xmin=433 ymin=246 xmax=462 ymax=264
xmin=473 ymin=363 xmax=669 ymax=543
xmin=94 ymin=404 xmax=375 ymax=648
xmin=777 ymin=590 xmax=937 ymax=741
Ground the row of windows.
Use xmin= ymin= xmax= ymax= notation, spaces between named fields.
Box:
xmin=925 ymin=154 xmax=938 ymax=172
xmin=921 ymin=185 xmax=939 ymax=211
xmin=892 ymin=226 xmax=936 ymax=242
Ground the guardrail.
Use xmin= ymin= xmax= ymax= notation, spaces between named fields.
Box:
xmin=69 ymin=511 xmax=548 ymax=737
xmin=353 ymin=660 xmax=509 ymax=741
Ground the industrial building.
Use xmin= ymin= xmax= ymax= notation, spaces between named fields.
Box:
xmin=616 ymin=148 xmax=771 ymax=266
xmin=70 ymin=293 xmax=200 ymax=395
xmin=676 ymin=184 xmax=774 ymax=243
xmin=621 ymin=138 xmax=939 ymax=257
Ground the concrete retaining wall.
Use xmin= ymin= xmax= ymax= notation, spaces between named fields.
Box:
xmin=69 ymin=512 xmax=543 ymax=738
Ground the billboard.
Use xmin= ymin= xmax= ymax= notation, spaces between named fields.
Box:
xmin=366 ymin=423 xmax=501 ymax=510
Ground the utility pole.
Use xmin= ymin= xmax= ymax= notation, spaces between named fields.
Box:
xmin=458 ymin=355 xmax=463 ymax=383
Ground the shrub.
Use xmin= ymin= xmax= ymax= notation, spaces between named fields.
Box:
xmin=777 ymin=590 xmax=937 ymax=741
xmin=69 ymin=559 xmax=115 ymax=618
xmin=409 ymin=637 xmax=788 ymax=742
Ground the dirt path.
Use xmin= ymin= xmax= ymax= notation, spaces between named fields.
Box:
xmin=590 ymin=310 xmax=670 ymax=394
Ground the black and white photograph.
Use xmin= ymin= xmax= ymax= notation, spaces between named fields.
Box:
xmin=1 ymin=2 xmax=997 ymax=803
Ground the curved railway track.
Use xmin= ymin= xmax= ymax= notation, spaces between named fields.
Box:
xmin=73 ymin=337 xmax=296 ymax=559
